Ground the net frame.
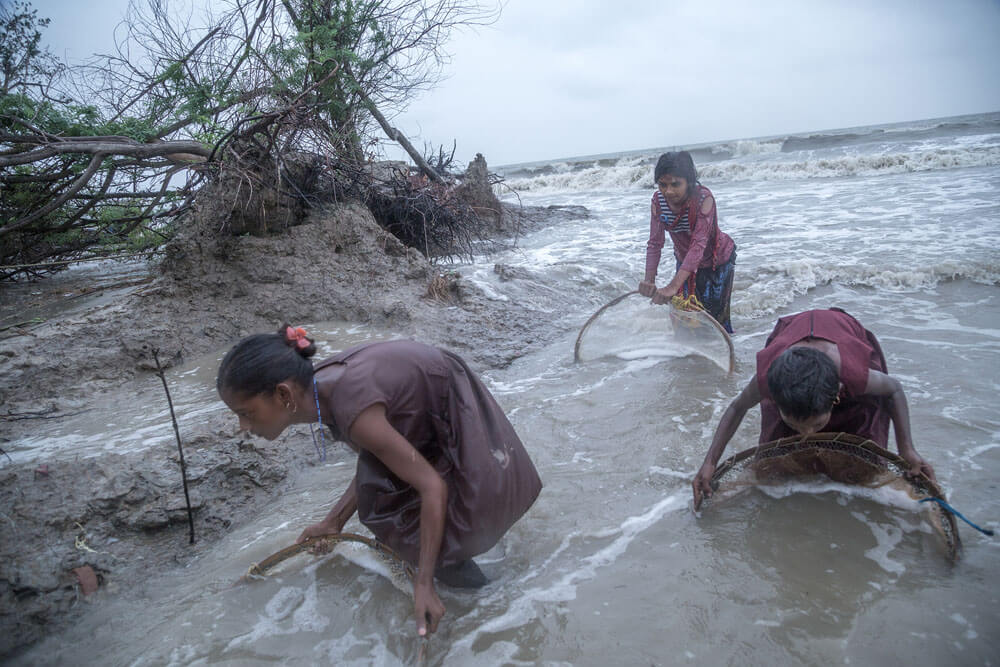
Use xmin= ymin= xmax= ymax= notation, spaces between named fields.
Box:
xmin=573 ymin=291 xmax=735 ymax=373
xmin=245 ymin=531 xmax=416 ymax=581
xmin=709 ymin=432 xmax=961 ymax=562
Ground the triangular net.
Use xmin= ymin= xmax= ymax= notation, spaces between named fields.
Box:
xmin=574 ymin=292 xmax=734 ymax=373
xmin=243 ymin=532 xmax=414 ymax=593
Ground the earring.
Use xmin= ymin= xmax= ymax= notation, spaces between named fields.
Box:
xmin=833 ymin=394 xmax=841 ymax=406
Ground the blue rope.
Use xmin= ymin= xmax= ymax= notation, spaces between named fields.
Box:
xmin=310 ymin=376 xmax=327 ymax=462
xmin=920 ymin=497 xmax=994 ymax=536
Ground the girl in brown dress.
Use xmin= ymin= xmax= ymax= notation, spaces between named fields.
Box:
xmin=217 ymin=326 xmax=542 ymax=637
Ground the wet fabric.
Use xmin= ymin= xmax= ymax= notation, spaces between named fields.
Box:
xmin=314 ymin=340 xmax=542 ymax=568
xmin=676 ymin=252 xmax=736 ymax=333
xmin=645 ymin=184 xmax=736 ymax=275
xmin=755 ymin=309 xmax=891 ymax=445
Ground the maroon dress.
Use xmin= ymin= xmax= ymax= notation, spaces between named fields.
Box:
xmin=315 ymin=340 xmax=542 ymax=567
xmin=755 ymin=309 xmax=891 ymax=445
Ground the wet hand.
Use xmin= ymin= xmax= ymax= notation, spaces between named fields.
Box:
xmin=652 ymin=286 xmax=678 ymax=305
xmin=413 ymin=580 xmax=445 ymax=637
xmin=900 ymin=449 xmax=936 ymax=483
xmin=296 ymin=520 xmax=341 ymax=546
xmin=638 ymin=280 xmax=657 ymax=298
xmin=692 ymin=462 xmax=715 ymax=511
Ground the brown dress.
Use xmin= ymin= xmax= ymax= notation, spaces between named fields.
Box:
xmin=315 ymin=340 xmax=542 ymax=568
xmin=755 ymin=308 xmax=891 ymax=445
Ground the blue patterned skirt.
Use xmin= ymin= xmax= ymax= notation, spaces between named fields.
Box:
xmin=677 ymin=251 xmax=736 ymax=333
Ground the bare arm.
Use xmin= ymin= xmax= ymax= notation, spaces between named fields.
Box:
xmin=349 ymin=403 xmax=448 ymax=637
xmin=641 ymin=197 xmax=665 ymax=296
xmin=692 ymin=378 xmax=761 ymax=509
xmin=863 ymin=371 xmax=936 ymax=481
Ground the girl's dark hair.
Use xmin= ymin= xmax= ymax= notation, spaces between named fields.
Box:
xmin=766 ymin=347 xmax=840 ymax=419
xmin=216 ymin=323 xmax=317 ymax=397
xmin=654 ymin=151 xmax=698 ymax=190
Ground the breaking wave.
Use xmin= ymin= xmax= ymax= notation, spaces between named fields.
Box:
xmin=699 ymin=146 xmax=1000 ymax=183
xmin=769 ymin=259 xmax=1000 ymax=290
xmin=507 ymin=144 xmax=1000 ymax=193
xmin=505 ymin=157 xmax=650 ymax=193
xmin=734 ymin=260 xmax=1000 ymax=318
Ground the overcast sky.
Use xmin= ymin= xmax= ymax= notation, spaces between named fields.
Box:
xmin=28 ymin=0 xmax=1000 ymax=166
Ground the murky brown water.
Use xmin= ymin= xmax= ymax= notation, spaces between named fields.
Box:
xmin=11 ymin=281 xmax=999 ymax=665
xmin=9 ymin=158 xmax=1000 ymax=664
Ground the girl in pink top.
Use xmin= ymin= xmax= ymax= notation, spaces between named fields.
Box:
xmin=639 ymin=151 xmax=737 ymax=332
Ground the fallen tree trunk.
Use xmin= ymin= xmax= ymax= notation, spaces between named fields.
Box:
xmin=358 ymin=88 xmax=445 ymax=186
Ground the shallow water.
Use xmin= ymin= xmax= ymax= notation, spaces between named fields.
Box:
xmin=10 ymin=114 xmax=1000 ymax=664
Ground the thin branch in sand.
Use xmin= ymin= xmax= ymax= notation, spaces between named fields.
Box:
xmin=152 ymin=348 xmax=196 ymax=545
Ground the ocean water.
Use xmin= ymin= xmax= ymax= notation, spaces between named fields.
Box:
xmin=11 ymin=112 xmax=1000 ymax=665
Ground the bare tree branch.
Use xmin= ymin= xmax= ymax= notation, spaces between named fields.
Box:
xmin=2 ymin=0 xmax=503 ymax=279
xmin=1 ymin=154 xmax=104 ymax=235
xmin=0 ymin=139 xmax=211 ymax=168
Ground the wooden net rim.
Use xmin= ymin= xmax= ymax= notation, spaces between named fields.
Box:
xmin=573 ymin=290 xmax=735 ymax=373
xmin=709 ymin=432 xmax=960 ymax=561
xmin=245 ymin=531 xmax=415 ymax=580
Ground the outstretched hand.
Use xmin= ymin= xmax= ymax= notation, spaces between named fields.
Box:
xmin=692 ymin=462 xmax=715 ymax=511
xmin=413 ymin=580 xmax=445 ymax=637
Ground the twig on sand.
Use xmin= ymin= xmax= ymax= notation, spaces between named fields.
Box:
xmin=418 ymin=637 xmax=428 ymax=663
xmin=152 ymin=348 xmax=196 ymax=544
xmin=74 ymin=522 xmax=102 ymax=553
xmin=0 ymin=317 xmax=45 ymax=333
xmin=1 ymin=409 xmax=91 ymax=422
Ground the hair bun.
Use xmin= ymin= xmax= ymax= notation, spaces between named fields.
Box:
xmin=279 ymin=323 xmax=317 ymax=358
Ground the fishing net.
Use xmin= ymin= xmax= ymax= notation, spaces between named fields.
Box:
xmin=244 ymin=531 xmax=415 ymax=593
xmin=707 ymin=433 xmax=961 ymax=561
xmin=244 ymin=531 xmax=429 ymax=660
xmin=574 ymin=291 xmax=735 ymax=373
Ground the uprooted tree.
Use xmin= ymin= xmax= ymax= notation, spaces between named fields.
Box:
xmin=0 ymin=0 xmax=507 ymax=280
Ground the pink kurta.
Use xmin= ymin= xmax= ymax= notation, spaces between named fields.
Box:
xmin=644 ymin=184 xmax=736 ymax=278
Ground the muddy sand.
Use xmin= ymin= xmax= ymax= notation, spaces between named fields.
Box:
xmin=0 ymin=199 xmax=588 ymax=658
